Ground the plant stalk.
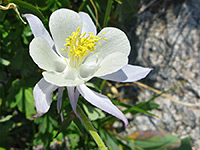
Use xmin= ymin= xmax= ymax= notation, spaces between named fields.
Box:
xmin=76 ymin=105 xmax=107 ymax=150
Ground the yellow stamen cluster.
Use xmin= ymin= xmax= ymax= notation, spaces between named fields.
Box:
xmin=64 ymin=27 xmax=105 ymax=68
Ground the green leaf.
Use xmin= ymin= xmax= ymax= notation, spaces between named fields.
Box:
xmin=0 ymin=57 xmax=10 ymax=66
xmin=101 ymin=100 xmax=158 ymax=126
xmin=100 ymin=79 xmax=107 ymax=91
xmin=76 ymin=105 xmax=107 ymax=149
xmin=73 ymin=117 xmax=85 ymax=135
xmin=17 ymin=87 xmax=36 ymax=119
xmin=39 ymin=0 xmax=54 ymax=11
xmin=7 ymin=79 xmax=22 ymax=108
xmin=10 ymin=0 xmax=44 ymax=20
xmin=67 ymin=133 xmax=80 ymax=148
xmin=110 ymin=99 xmax=159 ymax=112
xmin=7 ymin=79 xmax=36 ymax=119
xmin=132 ymin=131 xmax=181 ymax=150
xmin=54 ymin=113 xmax=74 ymax=138
xmin=137 ymin=101 xmax=160 ymax=111
xmin=86 ymin=4 xmax=102 ymax=30
xmin=144 ymin=80 xmax=186 ymax=104
xmin=117 ymin=137 xmax=136 ymax=150
xmin=173 ymin=137 xmax=192 ymax=150
xmin=114 ymin=0 xmax=122 ymax=4
xmin=99 ymin=129 xmax=120 ymax=150
xmin=103 ymin=0 xmax=113 ymax=27
xmin=85 ymin=82 xmax=101 ymax=93
xmin=0 ymin=115 xmax=13 ymax=123
xmin=82 ymin=103 xmax=105 ymax=121
xmin=126 ymin=139 xmax=136 ymax=150
xmin=124 ymin=105 xmax=157 ymax=117
xmin=0 ymin=121 xmax=14 ymax=147
xmin=39 ymin=115 xmax=47 ymax=134
xmin=11 ymin=87 xmax=23 ymax=108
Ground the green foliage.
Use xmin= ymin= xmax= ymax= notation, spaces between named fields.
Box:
xmin=10 ymin=0 xmax=44 ymax=19
xmin=82 ymin=103 xmax=105 ymax=121
xmin=0 ymin=0 xmax=193 ymax=149
xmin=133 ymin=131 xmax=180 ymax=150
xmin=173 ymin=137 xmax=192 ymax=150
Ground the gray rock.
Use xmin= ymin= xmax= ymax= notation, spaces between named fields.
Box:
xmin=124 ymin=0 xmax=200 ymax=149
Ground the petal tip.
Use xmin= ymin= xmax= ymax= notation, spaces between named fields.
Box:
xmin=124 ymin=119 xmax=129 ymax=128
xmin=22 ymin=14 xmax=31 ymax=18
xmin=125 ymin=123 xmax=129 ymax=128
xmin=32 ymin=112 xmax=43 ymax=119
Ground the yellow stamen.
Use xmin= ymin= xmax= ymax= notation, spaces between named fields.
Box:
xmin=61 ymin=48 xmax=67 ymax=51
xmin=102 ymin=38 xmax=107 ymax=41
xmin=64 ymin=27 xmax=106 ymax=68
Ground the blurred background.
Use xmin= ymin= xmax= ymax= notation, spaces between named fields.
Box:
xmin=0 ymin=0 xmax=199 ymax=149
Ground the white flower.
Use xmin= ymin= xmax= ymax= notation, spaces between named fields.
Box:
xmin=24 ymin=9 xmax=151 ymax=127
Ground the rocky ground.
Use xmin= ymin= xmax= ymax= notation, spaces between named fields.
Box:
xmin=120 ymin=0 xmax=200 ymax=149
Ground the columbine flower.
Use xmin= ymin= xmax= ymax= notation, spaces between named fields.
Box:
xmin=24 ymin=8 xmax=151 ymax=127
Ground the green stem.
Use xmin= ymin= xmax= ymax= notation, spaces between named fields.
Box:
xmin=78 ymin=0 xmax=87 ymax=11
xmin=103 ymin=0 xmax=113 ymax=27
xmin=76 ymin=105 xmax=107 ymax=150
xmin=86 ymin=4 xmax=102 ymax=30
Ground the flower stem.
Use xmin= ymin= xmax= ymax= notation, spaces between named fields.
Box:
xmin=76 ymin=105 xmax=107 ymax=150
xmin=103 ymin=0 xmax=113 ymax=27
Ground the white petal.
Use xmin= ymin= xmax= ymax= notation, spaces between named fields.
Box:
xmin=23 ymin=14 xmax=54 ymax=47
xmin=30 ymin=37 xmax=66 ymax=72
xmin=57 ymin=87 xmax=64 ymax=121
xmin=78 ymin=63 xmax=99 ymax=79
xmin=79 ymin=12 xmax=97 ymax=36
xmin=77 ymin=84 xmax=128 ymax=127
xmin=33 ymin=78 xmax=58 ymax=116
xmin=94 ymin=52 xmax=128 ymax=77
xmin=100 ymin=65 xmax=152 ymax=82
xmin=84 ymin=27 xmax=130 ymax=65
xmin=49 ymin=9 xmax=82 ymax=58
xmin=57 ymin=87 xmax=63 ymax=113
xmin=42 ymin=67 xmax=85 ymax=86
xmin=67 ymin=87 xmax=82 ymax=121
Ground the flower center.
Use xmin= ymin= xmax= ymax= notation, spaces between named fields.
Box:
xmin=63 ymin=27 xmax=106 ymax=68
